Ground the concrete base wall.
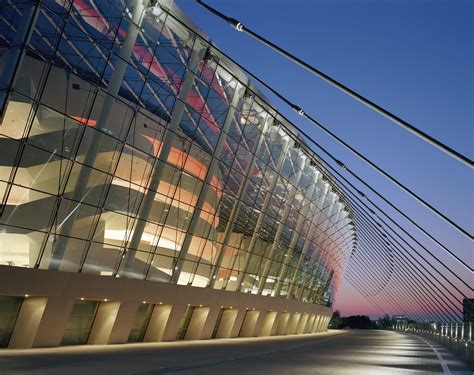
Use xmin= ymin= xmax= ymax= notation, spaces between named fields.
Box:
xmin=0 ymin=266 xmax=332 ymax=348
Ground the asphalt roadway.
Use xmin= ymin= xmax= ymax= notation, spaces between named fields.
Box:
xmin=0 ymin=330 xmax=471 ymax=374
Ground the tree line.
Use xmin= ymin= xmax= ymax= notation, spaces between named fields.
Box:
xmin=329 ymin=310 xmax=395 ymax=329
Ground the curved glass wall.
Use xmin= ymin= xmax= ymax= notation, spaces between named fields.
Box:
xmin=0 ymin=0 xmax=354 ymax=306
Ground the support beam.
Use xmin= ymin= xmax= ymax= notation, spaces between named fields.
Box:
xmin=258 ymin=310 xmax=277 ymax=337
xmin=49 ymin=0 xmax=150 ymax=269
xmin=287 ymin=312 xmax=301 ymax=335
xmin=208 ymin=116 xmax=272 ymax=287
xmin=256 ymin=151 xmax=307 ymax=294
xmin=170 ymin=82 xmax=245 ymax=283
xmin=144 ymin=304 xmax=172 ymax=342
xmin=286 ymin=181 xmax=330 ymax=299
xmin=88 ymin=301 xmax=121 ymax=345
xmin=107 ymin=300 xmax=141 ymax=344
xmin=275 ymin=311 xmax=291 ymax=335
xmin=32 ymin=296 xmax=75 ymax=348
xmin=161 ymin=304 xmax=187 ymax=342
xmin=274 ymin=171 xmax=320 ymax=296
xmin=238 ymin=309 xmax=260 ymax=337
xmin=0 ymin=1 xmax=40 ymax=119
xmin=185 ymin=306 xmax=210 ymax=340
xmin=8 ymin=297 xmax=47 ymax=349
xmin=214 ymin=308 xmax=239 ymax=339
xmin=120 ymin=41 xmax=206 ymax=275
xmin=237 ymin=135 xmax=294 ymax=291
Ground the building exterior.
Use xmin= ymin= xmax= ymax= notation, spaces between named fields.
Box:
xmin=0 ymin=0 xmax=354 ymax=348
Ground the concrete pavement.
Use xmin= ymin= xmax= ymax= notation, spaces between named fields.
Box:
xmin=0 ymin=330 xmax=471 ymax=374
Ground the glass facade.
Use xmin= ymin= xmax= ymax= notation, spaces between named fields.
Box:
xmin=0 ymin=0 xmax=353 ymax=307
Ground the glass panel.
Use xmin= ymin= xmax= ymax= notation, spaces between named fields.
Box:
xmin=0 ymin=296 xmax=23 ymax=348
xmin=175 ymin=305 xmax=194 ymax=341
xmin=61 ymin=299 xmax=99 ymax=346
xmin=127 ymin=303 xmax=154 ymax=343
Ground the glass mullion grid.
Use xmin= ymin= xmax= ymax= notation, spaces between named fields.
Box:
xmin=0 ymin=0 xmax=352 ymax=308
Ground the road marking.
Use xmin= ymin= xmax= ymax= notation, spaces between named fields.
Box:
xmin=411 ymin=334 xmax=452 ymax=375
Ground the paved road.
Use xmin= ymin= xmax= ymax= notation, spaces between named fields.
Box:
xmin=0 ymin=330 xmax=471 ymax=374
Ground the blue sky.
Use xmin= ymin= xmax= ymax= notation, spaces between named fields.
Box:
xmin=175 ymin=0 xmax=473 ymax=318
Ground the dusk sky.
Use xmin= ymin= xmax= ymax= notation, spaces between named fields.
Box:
xmin=176 ymin=0 xmax=473 ymax=319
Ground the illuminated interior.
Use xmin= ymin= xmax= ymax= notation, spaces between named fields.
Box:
xmin=0 ymin=0 xmax=355 ymax=306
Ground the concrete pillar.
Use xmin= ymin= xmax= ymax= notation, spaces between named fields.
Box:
xmin=312 ymin=315 xmax=322 ymax=333
xmin=88 ymin=301 xmax=121 ymax=345
xmin=311 ymin=314 xmax=320 ymax=333
xmin=252 ymin=309 xmax=269 ymax=337
xmin=108 ymin=300 xmax=141 ymax=344
xmin=215 ymin=308 xmax=239 ymax=339
xmin=314 ymin=315 xmax=321 ymax=332
xmin=200 ymin=306 xmax=222 ymax=340
xmin=258 ymin=311 xmax=277 ymax=337
xmin=320 ymin=316 xmax=329 ymax=332
xmin=0 ymin=1 xmax=40 ymax=118
xmin=275 ymin=312 xmax=291 ymax=335
xmin=317 ymin=315 xmax=326 ymax=332
xmin=32 ymin=296 xmax=75 ymax=347
xmin=161 ymin=304 xmax=187 ymax=341
xmin=185 ymin=306 xmax=210 ymax=340
xmin=310 ymin=315 xmax=319 ymax=333
xmin=296 ymin=313 xmax=309 ymax=334
xmin=305 ymin=314 xmax=316 ymax=334
xmin=9 ymin=297 xmax=47 ymax=348
xmin=287 ymin=312 xmax=301 ymax=335
xmin=239 ymin=310 xmax=260 ymax=337
xmin=230 ymin=308 xmax=247 ymax=338
xmin=270 ymin=311 xmax=281 ymax=336
xmin=144 ymin=304 xmax=172 ymax=342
